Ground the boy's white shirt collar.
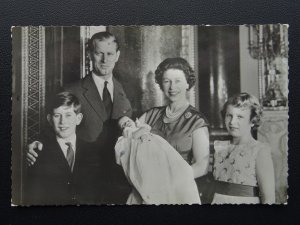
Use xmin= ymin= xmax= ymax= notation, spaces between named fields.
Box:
xmin=92 ymin=72 xmax=114 ymax=101
xmin=56 ymin=133 xmax=77 ymax=159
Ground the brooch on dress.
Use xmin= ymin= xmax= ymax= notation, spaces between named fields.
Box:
xmin=185 ymin=111 xmax=192 ymax=119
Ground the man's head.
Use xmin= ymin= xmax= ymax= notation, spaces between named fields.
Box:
xmin=47 ymin=92 xmax=83 ymax=139
xmin=88 ymin=32 xmax=120 ymax=78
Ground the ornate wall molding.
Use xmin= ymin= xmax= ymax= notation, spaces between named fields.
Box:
xmin=248 ymin=25 xmax=289 ymax=203
xmin=248 ymin=25 xmax=289 ymax=111
xmin=258 ymin=110 xmax=288 ymax=203
xmin=181 ymin=25 xmax=196 ymax=107
xmin=21 ymin=26 xmax=46 ymax=146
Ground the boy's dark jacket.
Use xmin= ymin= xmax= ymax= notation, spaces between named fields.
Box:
xmin=25 ymin=132 xmax=106 ymax=205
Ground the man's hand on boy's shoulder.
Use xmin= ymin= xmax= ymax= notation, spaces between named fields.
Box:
xmin=26 ymin=141 xmax=43 ymax=167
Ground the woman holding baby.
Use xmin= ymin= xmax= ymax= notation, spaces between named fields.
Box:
xmin=116 ymin=58 xmax=210 ymax=204
xmin=138 ymin=57 xmax=210 ymax=178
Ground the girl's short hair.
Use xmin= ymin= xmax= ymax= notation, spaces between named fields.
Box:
xmin=154 ymin=57 xmax=196 ymax=90
xmin=221 ymin=92 xmax=263 ymax=127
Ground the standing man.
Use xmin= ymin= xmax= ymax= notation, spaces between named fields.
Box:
xmin=26 ymin=31 xmax=132 ymax=204
xmin=65 ymin=32 xmax=132 ymax=144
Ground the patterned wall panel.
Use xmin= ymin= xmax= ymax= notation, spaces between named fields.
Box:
xmin=181 ymin=25 xmax=196 ymax=107
xmin=258 ymin=110 xmax=288 ymax=203
xmin=21 ymin=26 xmax=46 ymax=146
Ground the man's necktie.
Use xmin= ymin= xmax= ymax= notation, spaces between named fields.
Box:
xmin=65 ymin=142 xmax=75 ymax=172
xmin=103 ymin=81 xmax=113 ymax=118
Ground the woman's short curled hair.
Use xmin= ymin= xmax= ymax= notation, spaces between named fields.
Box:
xmin=221 ymin=92 xmax=263 ymax=127
xmin=155 ymin=57 xmax=196 ymax=90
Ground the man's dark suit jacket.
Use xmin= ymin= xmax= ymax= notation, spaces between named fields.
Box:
xmin=26 ymin=134 xmax=104 ymax=205
xmin=64 ymin=74 xmax=133 ymax=203
xmin=64 ymin=74 xmax=132 ymax=143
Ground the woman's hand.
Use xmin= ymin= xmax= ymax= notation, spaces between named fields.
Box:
xmin=133 ymin=114 xmax=151 ymax=140
xmin=191 ymin=127 xmax=210 ymax=179
xmin=122 ymin=127 xmax=133 ymax=138
xmin=132 ymin=125 xmax=151 ymax=140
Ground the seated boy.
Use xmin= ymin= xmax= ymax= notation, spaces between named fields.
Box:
xmin=25 ymin=92 xmax=103 ymax=205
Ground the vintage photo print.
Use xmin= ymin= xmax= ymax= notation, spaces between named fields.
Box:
xmin=11 ymin=25 xmax=288 ymax=205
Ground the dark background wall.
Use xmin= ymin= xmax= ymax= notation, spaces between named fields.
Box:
xmin=198 ymin=26 xmax=240 ymax=130
xmin=110 ymin=26 xmax=183 ymax=118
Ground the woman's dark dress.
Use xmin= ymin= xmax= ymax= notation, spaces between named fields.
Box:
xmin=144 ymin=105 xmax=209 ymax=165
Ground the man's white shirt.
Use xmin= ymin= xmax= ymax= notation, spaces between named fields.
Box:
xmin=92 ymin=72 xmax=114 ymax=101
xmin=57 ymin=133 xmax=77 ymax=162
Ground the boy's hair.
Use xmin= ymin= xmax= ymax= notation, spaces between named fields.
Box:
xmin=47 ymin=92 xmax=81 ymax=114
xmin=221 ymin=92 xmax=263 ymax=127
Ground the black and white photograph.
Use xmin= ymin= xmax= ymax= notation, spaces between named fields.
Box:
xmin=11 ymin=25 xmax=289 ymax=206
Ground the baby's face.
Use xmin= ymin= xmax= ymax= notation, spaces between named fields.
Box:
xmin=118 ymin=117 xmax=135 ymax=129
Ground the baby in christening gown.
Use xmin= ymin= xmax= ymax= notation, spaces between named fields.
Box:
xmin=115 ymin=116 xmax=201 ymax=205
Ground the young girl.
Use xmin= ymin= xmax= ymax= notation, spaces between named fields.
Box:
xmin=212 ymin=93 xmax=275 ymax=204
xmin=115 ymin=116 xmax=201 ymax=205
